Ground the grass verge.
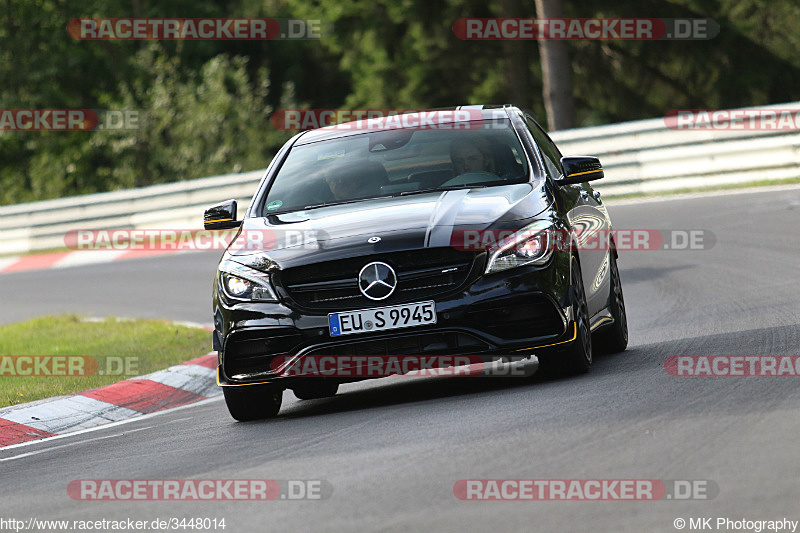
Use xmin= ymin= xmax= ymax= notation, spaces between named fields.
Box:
xmin=0 ymin=315 xmax=211 ymax=407
xmin=0 ymin=246 xmax=69 ymax=258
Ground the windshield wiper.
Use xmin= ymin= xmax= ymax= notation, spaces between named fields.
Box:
xmin=301 ymin=197 xmax=376 ymax=211
xmin=398 ymin=184 xmax=487 ymax=196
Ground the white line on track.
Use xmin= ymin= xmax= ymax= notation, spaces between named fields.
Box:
xmin=0 ymin=416 xmax=197 ymax=462
xmin=0 ymin=397 xmax=221 ymax=454
xmin=0 ymin=426 xmax=153 ymax=462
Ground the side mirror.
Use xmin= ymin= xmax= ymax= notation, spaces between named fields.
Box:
xmin=204 ymin=199 xmax=241 ymax=230
xmin=556 ymin=156 xmax=604 ymax=185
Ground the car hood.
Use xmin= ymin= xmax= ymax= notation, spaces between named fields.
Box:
xmin=227 ymin=183 xmax=552 ymax=270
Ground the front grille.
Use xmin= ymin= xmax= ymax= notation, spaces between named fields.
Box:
xmin=306 ymin=331 xmax=490 ymax=356
xmin=278 ymin=248 xmax=482 ymax=311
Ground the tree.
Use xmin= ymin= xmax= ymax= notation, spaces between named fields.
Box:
xmin=535 ymin=0 xmax=576 ymax=130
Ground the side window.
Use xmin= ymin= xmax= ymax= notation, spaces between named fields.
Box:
xmin=525 ymin=116 xmax=564 ymax=179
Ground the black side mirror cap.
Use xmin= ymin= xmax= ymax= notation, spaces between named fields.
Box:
xmin=204 ymin=199 xmax=241 ymax=230
xmin=556 ymin=156 xmax=604 ymax=185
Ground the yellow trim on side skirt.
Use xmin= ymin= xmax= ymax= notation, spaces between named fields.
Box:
xmin=590 ymin=316 xmax=613 ymax=332
xmin=513 ymin=322 xmax=577 ymax=352
xmin=566 ymin=168 xmax=603 ymax=178
xmin=217 ymin=366 xmax=281 ymax=388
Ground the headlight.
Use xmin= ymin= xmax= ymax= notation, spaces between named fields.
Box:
xmin=485 ymin=220 xmax=555 ymax=274
xmin=218 ymin=259 xmax=278 ymax=302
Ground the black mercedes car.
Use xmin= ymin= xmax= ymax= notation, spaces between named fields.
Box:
xmin=205 ymin=105 xmax=627 ymax=420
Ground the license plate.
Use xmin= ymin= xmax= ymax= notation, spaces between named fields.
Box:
xmin=328 ymin=301 xmax=436 ymax=337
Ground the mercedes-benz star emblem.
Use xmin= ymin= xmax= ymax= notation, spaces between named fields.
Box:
xmin=358 ymin=261 xmax=397 ymax=301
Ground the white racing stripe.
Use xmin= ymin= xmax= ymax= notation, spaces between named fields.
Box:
xmin=425 ymin=189 xmax=470 ymax=248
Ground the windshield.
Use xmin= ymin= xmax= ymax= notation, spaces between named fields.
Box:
xmin=261 ymin=118 xmax=531 ymax=214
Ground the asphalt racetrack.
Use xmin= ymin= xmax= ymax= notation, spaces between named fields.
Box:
xmin=2 ymin=187 xmax=799 ymax=532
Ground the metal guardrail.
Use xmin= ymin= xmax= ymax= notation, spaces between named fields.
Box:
xmin=0 ymin=170 xmax=264 ymax=254
xmin=3 ymin=102 xmax=800 ymax=254
xmin=549 ymin=101 xmax=800 ymax=196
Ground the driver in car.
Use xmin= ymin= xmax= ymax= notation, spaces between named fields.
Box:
xmin=450 ymin=137 xmax=497 ymax=177
xmin=324 ymin=172 xmax=363 ymax=200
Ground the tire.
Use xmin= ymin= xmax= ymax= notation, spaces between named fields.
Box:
xmin=223 ymin=384 xmax=283 ymax=421
xmin=538 ymin=255 xmax=592 ymax=376
xmin=594 ymin=251 xmax=628 ymax=354
xmin=292 ymin=381 xmax=339 ymax=400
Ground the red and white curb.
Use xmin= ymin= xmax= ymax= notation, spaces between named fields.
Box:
xmin=0 ymin=249 xmax=194 ymax=275
xmin=0 ymin=353 xmax=219 ymax=448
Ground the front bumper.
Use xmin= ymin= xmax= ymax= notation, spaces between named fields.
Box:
xmin=214 ymin=251 xmax=574 ymax=386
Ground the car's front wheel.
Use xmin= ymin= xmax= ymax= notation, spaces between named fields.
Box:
xmin=223 ymin=384 xmax=283 ymax=421
xmin=538 ymin=255 xmax=592 ymax=376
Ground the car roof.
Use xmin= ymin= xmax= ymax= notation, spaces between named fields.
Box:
xmin=293 ymin=105 xmax=519 ymax=146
